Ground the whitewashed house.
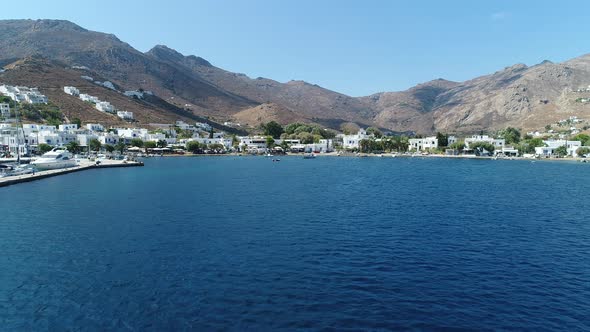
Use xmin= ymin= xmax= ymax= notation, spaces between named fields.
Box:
xmin=63 ymin=86 xmax=80 ymax=96
xmin=96 ymin=101 xmax=114 ymax=113
xmin=98 ymin=132 xmax=120 ymax=145
xmin=79 ymin=94 xmax=99 ymax=103
xmin=239 ymin=136 xmax=267 ymax=152
xmin=464 ymin=135 xmax=505 ymax=149
xmin=306 ymin=139 xmax=334 ymax=153
xmin=124 ymin=90 xmax=144 ymax=99
xmin=341 ymin=129 xmax=371 ymax=149
xmin=535 ymin=140 xmax=581 ymax=157
xmin=0 ymin=103 xmax=10 ymax=117
xmin=117 ymin=111 xmax=134 ymax=120
xmin=86 ymin=123 xmax=104 ymax=132
xmin=408 ymin=136 xmax=438 ymax=151
xmin=77 ymin=133 xmax=99 ymax=147
xmin=59 ymin=124 xmax=78 ymax=132
xmin=447 ymin=135 xmax=457 ymax=146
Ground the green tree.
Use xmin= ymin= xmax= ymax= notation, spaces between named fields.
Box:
xmin=115 ymin=142 xmax=126 ymax=154
xmin=265 ymin=136 xmax=275 ymax=148
xmin=555 ymin=145 xmax=568 ymax=157
xmin=517 ymin=138 xmax=545 ymax=154
xmin=576 ymin=146 xmax=590 ymax=157
xmin=104 ymin=144 xmax=115 ymax=153
xmin=498 ymin=127 xmax=521 ymax=144
xmin=88 ymin=139 xmax=101 ymax=152
xmin=366 ymin=127 xmax=383 ymax=138
xmin=71 ymin=118 xmax=82 ymax=128
xmin=261 ymin=121 xmax=284 ymax=139
xmin=470 ymin=142 xmax=495 ymax=155
xmin=156 ymin=139 xmax=167 ymax=148
xmin=66 ymin=141 xmax=81 ymax=154
xmin=571 ymin=134 xmax=590 ymax=146
xmin=297 ymin=132 xmax=315 ymax=144
xmin=231 ymin=135 xmax=239 ymax=148
xmin=186 ymin=141 xmax=204 ymax=154
xmin=144 ymin=141 xmax=157 ymax=149
xmin=449 ymin=140 xmax=465 ymax=151
xmin=38 ymin=143 xmax=53 ymax=154
xmin=130 ymin=138 xmax=144 ymax=147
xmin=436 ymin=132 xmax=449 ymax=147
xmin=545 ymin=124 xmax=552 ymax=131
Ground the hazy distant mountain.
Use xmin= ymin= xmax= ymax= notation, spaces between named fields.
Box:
xmin=1 ymin=19 xmax=590 ymax=133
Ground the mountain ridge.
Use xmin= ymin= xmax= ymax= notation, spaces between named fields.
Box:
xmin=1 ymin=19 xmax=590 ymax=134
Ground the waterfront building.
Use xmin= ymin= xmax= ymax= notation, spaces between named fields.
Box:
xmin=447 ymin=135 xmax=458 ymax=146
xmin=408 ymin=136 xmax=438 ymax=151
xmin=239 ymin=136 xmax=267 ymax=152
xmin=341 ymin=129 xmax=371 ymax=149
xmin=535 ymin=140 xmax=581 ymax=157
xmin=306 ymin=139 xmax=334 ymax=153
xmin=98 ymin=132 xmax=120 ymax=145
xmin=464 ymin=135 xmax=505 ymax=149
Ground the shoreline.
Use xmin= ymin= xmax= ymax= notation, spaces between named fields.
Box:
xmin=155 ymin=152 xmax=589 ymax=163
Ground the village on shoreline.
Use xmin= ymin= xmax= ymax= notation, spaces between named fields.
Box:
xmin=1 ymin=84 xmax=590 ymax=164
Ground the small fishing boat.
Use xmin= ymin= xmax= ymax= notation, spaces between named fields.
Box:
xmin=303 ymin=153 xmax=316 ymax=159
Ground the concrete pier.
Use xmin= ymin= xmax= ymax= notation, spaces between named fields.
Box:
xmin=0 ymin=159 xmax=143 ymax=188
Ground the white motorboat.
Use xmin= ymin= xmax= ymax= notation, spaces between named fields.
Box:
xmin=31 ymin=148 xmax=77 ymax=170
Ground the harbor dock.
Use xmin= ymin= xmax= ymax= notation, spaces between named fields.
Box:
xmin=0 ymin=159 xmax=143 ymax=188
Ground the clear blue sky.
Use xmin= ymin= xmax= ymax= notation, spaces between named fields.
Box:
xmin=2 ymin=0 xmax=590 ymax=96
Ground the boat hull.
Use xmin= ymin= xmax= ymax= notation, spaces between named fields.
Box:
xmin=31 ymin=161 xmax=77 ymax=170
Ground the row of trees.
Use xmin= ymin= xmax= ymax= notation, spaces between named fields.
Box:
xmin=358 ymin=136 xmax=410 ymax=153
xmin=260 ymin=121 xmax=338 ymax=144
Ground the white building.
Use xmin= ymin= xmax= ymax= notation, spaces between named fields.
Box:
xmin=341 ymin=129 xmax=371 ymax=149
xmin=98 ymin=132 xmax=120 ymax=145
xmin=0 ymin=103 xmax=9 ymax=117
xmin=408 ymin=136 xmax=438 ymax=151
xmin=117 ymin=111 xmax=134 ymax=120
xmin=86 ymin=123 xmax=104 ymax=132
xmin=447 ymin=135 xmax=457 ymax=146
xmin=77 ymin=134 xmax=99 ymax=147
xmin=124 ymin=90 xmax=144 ymax=99
xmin=306 ymin=139 xmax=334 ymax=153
xmin=63 ymin=86 xmax=80 ymax=96
xmin=0 ymin=85 xmax=48 ymax=104
xmin=191 ymin=137 xmax=232 ymax=149
xmin=535 ymin=140 xmax=581 ymax=157
xmin=195 ymin=122 xmax=212 ymax=132
xmin=117 ymin=128 xmax=148 ymax=139
xmin=96 ymin=101 xmax=114 ymax=113
xmin=464 ymin=135 xmax=505 ymax=149
xmin=239 ymin=136 xmax=267 ymax=152
xmin=79 ymin=94 xmax=99 ymax=103
xmin=59 ymin=124 xmax=78 ymax=132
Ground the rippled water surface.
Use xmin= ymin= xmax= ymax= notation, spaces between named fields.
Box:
xmin=1 ymin=156 xmax=590 ymax=330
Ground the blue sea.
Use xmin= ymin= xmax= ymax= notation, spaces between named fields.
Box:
xmin=1 ymin=156 xmax=590 ymax=331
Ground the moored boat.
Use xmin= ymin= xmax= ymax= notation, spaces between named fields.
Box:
xmin=31 ymin=148 xmax=77 ymax=170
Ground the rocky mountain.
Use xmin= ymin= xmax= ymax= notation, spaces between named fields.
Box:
xmin=1 ymin=19 xmax=590 ymax=134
